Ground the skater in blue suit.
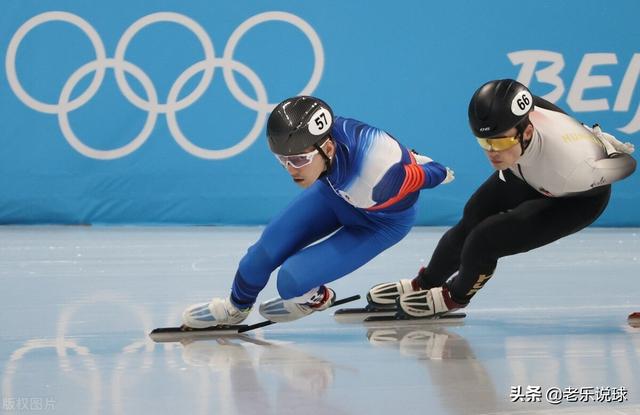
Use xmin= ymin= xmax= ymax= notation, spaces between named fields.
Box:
xmin=183 ymin=96 xmax=453 ymax=327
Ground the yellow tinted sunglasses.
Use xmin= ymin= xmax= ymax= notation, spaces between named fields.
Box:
xmin=475 ymin=136 xmax=520 ymax=151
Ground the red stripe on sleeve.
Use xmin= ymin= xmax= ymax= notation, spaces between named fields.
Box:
xmin=367 ymin=152 xmax=426 ymax=211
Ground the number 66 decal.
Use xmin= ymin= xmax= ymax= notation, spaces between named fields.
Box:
xmin=511 ymin=90 xmax=533 ymax=116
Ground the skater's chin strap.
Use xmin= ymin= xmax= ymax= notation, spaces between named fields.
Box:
xmin=315 ymin=137 xmax=334 ymax=177
xmin=517 ymin=120 xmax=533 ymax=156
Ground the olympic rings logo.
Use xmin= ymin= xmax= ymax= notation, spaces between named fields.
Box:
xmin=5 ymin=11 xmax=324 ymax=160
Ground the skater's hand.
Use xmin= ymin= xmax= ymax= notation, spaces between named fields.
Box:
xmin=599 ymin=130 xmax=634 ymax=155
xmin=590 ymin=124 xmax=635 ymax=155
xmin=442 ymin=167 xmax=455 ymax=184
xmin=412 ymin=151 xmax=433 ymax=165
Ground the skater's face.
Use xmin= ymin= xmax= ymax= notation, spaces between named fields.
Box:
xmin=277 ymin=138 xmax=335 ymax=188
xmin=481 ymin=123 xmax=534 ymax=170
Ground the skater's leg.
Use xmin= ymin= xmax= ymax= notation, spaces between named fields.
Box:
xmin=397 ymin=186 xmax=610 ymax=318
xmin=446 ymin=186 xmax=611 ymax=304
xmin=369 ymin=171 xmax=542 ymax=307
xmin=183 ymin=182 xmax=340 ymax=328
xmin=231 ymin=181 xmax=341 ymax=307
xmin=259 ymin=204 xmax=416 ymax=322
xmin=417 ymin=170 xmax=543 ymax=289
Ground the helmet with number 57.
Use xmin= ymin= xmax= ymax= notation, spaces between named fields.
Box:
xmin=468 ymin=79 xmax=533 ymax=138
xmin=267 ymin=96 xmax=334 ymax=155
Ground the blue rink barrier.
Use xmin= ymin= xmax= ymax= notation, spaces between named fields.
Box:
xmin=0 ymin=1 xmax=638 ymax=225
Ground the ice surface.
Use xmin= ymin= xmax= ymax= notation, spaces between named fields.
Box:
xmin=1 ymin=226 xmax=639 ymax=414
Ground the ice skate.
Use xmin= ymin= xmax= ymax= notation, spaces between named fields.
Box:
xmin=367 ymin=278 xmax=421 ymax=309
xmin=259 ymin=286 xmax=336 ymax=323
xmin=397 ymin=285 xmax=464 ymax=318
xmin=182 ymin=296 xmax=252 ymax=329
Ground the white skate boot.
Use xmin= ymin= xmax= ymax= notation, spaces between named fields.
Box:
xmin=182 ymin=296 xmax=252 ymax=328
xmin=398 ymin=285 xmax=464 ymax=318
xmin=259 ymin=286 xmax=336 ymax=323
xmin=367 ymin=278 xmax=420 ymax=309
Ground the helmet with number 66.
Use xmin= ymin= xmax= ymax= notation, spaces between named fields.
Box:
xmin=267 ymin=96 xmax=334 ymax=155
xmin=468 ymin=79 xmax=533 ymax=138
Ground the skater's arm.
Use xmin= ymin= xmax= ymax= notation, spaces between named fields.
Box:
xmin=411 ymin=152 xmax=454 ymax=189
xmin=564 ymin=154 xmax=636 ymax=192
xmin=564 ymin=125 xmax=637 ymax=192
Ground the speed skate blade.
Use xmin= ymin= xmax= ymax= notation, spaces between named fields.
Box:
xmin=149 ymin=325 xmax=248 ymax=343
xmin=334 ymin=306 xmax=396 ymax=324
xmin=364 ymin=312 xmax=466 ymax=325
xmin=151 ymin=294 xmax=362 ymax=342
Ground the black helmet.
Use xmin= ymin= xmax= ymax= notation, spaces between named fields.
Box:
xmin=267 ymin=96 xmax=334 ymax=155
xmin=468 ymin=79 xmax=533 ymax=138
